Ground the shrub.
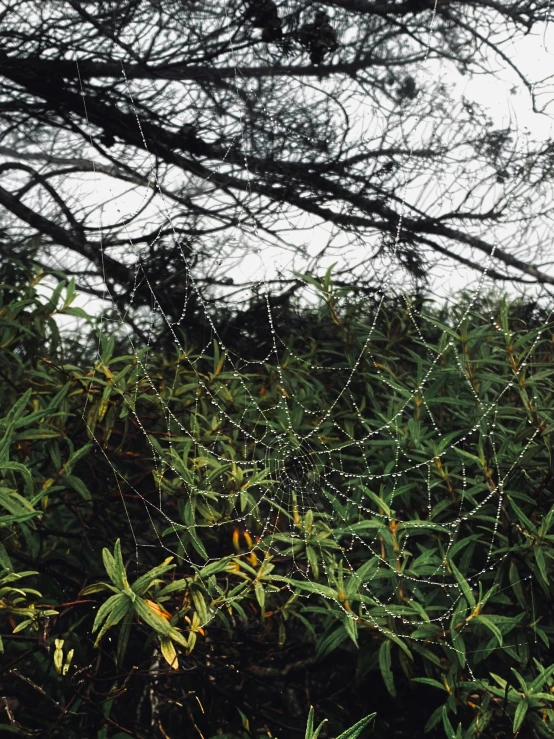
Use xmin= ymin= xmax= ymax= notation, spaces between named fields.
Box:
xmin=1 ymin=272 xmax=554 ymax=738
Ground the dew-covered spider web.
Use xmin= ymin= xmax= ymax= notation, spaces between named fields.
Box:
xmin=50 ymin=0 xmax=554 ymax=670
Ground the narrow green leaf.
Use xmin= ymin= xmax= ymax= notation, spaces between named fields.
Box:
xmin=448 ymin=559 xmax=476 ymax=609
xmin=94 ymin=594 xmax=132 ymax=646
xmin=92 ymin=592 xmax=127 ymax=635
xmin=335 ymin=713 xmax=376 ymax=739
xmin=116 ymin=613 xmax=132 ymax=666
xmin=132 ymin=560 xmax=175 ymax=596
xmin=102 ymin=547 xmax=119 ymax=589
xmin=451 ymin=629 xmax=466 ymax=668
xmin=305 ymin=706 xmax=315 ymax=739
xmin=113 ymin=539 xmax=130 ymax=589
xmin=343 ymin=614 xmax=358 ymax=646
xmin=160 ymin=635 xmax=179 ymax=670
xmin=474 ymin=615 xmax=503 ymax=647
xmin=509 ymin=560 xmax=527 ymax=610
xmin=316 ymin=626 xmax=349 ymax=661
xmin=513 ymin=699 xmax=528 ymax=734
xmin=379 ymin=640 xmax=396 ymax=697
xmin=412 ymin=678 xmax=447 ymax=692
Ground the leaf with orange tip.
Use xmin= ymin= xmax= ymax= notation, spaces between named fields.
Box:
xmin=232 ymin=528 xmax=240 ymax=552
xmin=144 ymin=599 xmax=172 ymax=621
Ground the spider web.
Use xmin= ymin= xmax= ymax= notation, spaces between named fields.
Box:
xmin=57 ymin=0 xmax=553 ymax=668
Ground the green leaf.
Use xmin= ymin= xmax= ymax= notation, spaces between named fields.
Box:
xmin=80 ymin=581 xmax=112 ymax=596
xmin=474 ymin=615 xmax=503 ymax=647
xmin=133 ymin=597 xmax=188 ymax=648
xmin=441 ymin=706 xmax=457 ymax=739
xmin=422 ymin=705 xmax=443 ymax=733
xmin=529 ymin=663 xmax=554 ymax=692
xmin=0 ymin=462 xmax=34 ymax=495
xmin=63 ymin=474 xmax=92 ymax=502
xmin=343 ymin=614 xmax=358 ymax=647
xmin=0 ymin=542 xmax=12 ymax=572
xmin=306 ymin=545 xmax=319 ymax=580
xmin=335 ymin=713 xmax=376 ymax=739
xmin=254 ymin=581 xmax=265 ymax=616
xmin=132 ymin=559 xmax=175 ymax=596
xmin=513 ymin=698 xmax=528 ymax=734
xmin=451 ymin=628 xmax=466 ymax=668
xmin=188 ymin=526 xmax=209 ymax=560
xmin=294 ymin=271 xmax=324 ymax=292
xmin=160 ymin=635 xmax=179 ymax=670
xmin=190 ymin=584 xmax=210 ymax=624
xmin=284 ymin=579 xmax=339 ymax=600
xmin=60 ymin=306 xmax=91 ymax=319
xmin=534 ymin=547 xmax=549 ymax=589
xmin=412 ymin=678 xmax=447 ymax=692
xmin=511 ymin=668 xmax=528 ymax=694
xmin=379 ymin=629 xmax=412 ymax=660
xmin=93 ymin=594 xmax=132 ymax=646
xmin=116 ymin=613 xmax=132 ymax=666
xmin=64 ymin=442 xmax=93 ymax=475
xmin=102 ymin=547 xmax=120 ymax=590
xmin=112 ymin=539 xmax=130 ymax=589
xmin=197 ymin=556 xmax=235 ymax=579
xmin=305 ymin=706 xmax=328 ymax=739
xmin=509 ymin=560 xmax=527 ymax=610
xmin=397 ymin=520 xmax=450 ymax=535
xmin=509 ymin=497 xmax=536 ymax=533
xmin=360 ymin=486 xmax=391 ymax=516
xmin=379 ymin=640 xmax=396 ymax=697
xmin=316 ymin=626 xmax=349 ymax=661
xmin=448 ymin=559 xmax=476 ymax=609
xmin=92 ymin=592 xmax=127 ymax=635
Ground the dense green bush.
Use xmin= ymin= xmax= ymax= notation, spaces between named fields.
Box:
xmin=1 ymin=271 xmax=554 ymax=738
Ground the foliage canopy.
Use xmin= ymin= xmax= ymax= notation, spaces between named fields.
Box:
xmin=2 ymin=270 xmax=554 ymax=738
